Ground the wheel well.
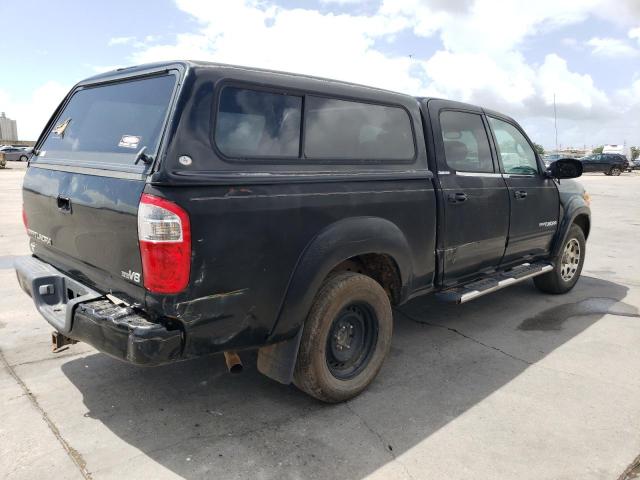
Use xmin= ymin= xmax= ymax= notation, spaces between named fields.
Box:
xmin=330 ymin=253 xmax=402 ymax=304
xmin=573 ymin=214 xmax=590 ymax=239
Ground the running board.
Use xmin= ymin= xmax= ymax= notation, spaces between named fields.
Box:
xmin=436 ymin=262 xmax=553 ymax=304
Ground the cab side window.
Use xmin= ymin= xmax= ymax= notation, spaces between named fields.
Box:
xmin=488 ymin=117 xmax=538 ymax=175
xmin=439 ymin=111 xmax=494 ymax=173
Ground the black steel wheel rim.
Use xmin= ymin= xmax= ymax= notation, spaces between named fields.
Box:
xmin=325 ymin=302 xmax=378 ymax=380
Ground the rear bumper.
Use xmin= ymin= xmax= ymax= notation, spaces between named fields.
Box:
xmin=15 ymin=256 xmax=183 ymax=366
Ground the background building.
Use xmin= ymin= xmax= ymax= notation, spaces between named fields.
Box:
xmin=0 ymin=112 xmax=18 ymax=143
xmin=555 ymin=147 xmax=590 ymax=158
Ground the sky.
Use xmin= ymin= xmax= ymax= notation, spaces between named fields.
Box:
xmin=1 ymin=0 xmax=639 ymax=150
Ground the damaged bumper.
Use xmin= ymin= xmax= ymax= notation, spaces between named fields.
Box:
xmin=15 ymin=256 xmax=183 ymax=366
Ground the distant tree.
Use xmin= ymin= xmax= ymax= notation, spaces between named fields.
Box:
xmin=532 ymin=143 xmax=545 ymax=155
xmin=592 ymin=145 xmax=604 ymax=154
xmin=631 ymin=146 xmax=639 ymax=160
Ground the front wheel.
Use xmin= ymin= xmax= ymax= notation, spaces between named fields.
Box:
xmin=534 ymin=224 xmax=585 ymax=294
xmin=19 ymin=155 xmax=28 ymax=162
xmin=293 ymin=271 xmax=393 ymax=403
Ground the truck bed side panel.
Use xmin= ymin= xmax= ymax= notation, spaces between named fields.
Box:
xmin=144 ymin=177 xmax=437 ymax=355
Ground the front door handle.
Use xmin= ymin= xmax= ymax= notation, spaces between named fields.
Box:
xmin=448 ymin=192 xmax=468 ymax=203
xmin=514 ymin=190 xmax=528 ymax=200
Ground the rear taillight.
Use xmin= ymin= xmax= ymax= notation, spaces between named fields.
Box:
xmin=138 ymin=194 xmax=191 ymax=294
xmin=22 ymin=206 xmax=28 ymax=231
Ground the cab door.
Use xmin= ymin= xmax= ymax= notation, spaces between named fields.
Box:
xmin=486 ymin=115 xmax=559 ymax=264
xmin=428 ymin=101 xmax=510 ymax=286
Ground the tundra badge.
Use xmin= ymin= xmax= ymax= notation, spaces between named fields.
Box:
xmin=26 ymin=229 xmax=52 ymax=245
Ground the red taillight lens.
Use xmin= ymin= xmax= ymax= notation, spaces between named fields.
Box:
xmin=138 ymin=194 xmax=191 ymax=294
xmin=22 ymin=206 xmax=28 ymax=231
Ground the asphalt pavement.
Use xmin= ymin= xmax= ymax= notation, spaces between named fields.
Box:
xmin=1 ymin=161 xmax=639 ymax=479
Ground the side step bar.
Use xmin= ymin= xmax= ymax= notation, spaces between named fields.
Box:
xmin=436 ymin=262 xmax=553 ymax=304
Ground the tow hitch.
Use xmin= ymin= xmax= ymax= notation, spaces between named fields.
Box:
xmin=51 ymin=331 xmax=77 ymax=352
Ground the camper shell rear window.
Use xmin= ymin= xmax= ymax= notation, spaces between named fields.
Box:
xmin=36 ymin=74 xmax=177 ymax=170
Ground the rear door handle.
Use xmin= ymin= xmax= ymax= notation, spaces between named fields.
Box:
xmin=448 ymin=192 xmax=468 ymax=203
xmin=57 ymin=195 xmax=72 ymax=213
xmin=514 ymin=190 xmax=527 ymax=200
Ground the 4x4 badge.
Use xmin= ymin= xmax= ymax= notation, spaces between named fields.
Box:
xmin=539 ymin=220 xmax=558 ymax=228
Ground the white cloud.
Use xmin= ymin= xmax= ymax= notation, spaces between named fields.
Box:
xmin=91 ymin=65 xmax=123 ymax=73
xmin=131 ymin=2 xmax=421 ymax=93
xmin=121 ymin=0 xmax=640 ymax=147
xmin=319 ymin=0 xmax=368 ymax=4
xmin=108 ymin=36 xmax=136 ymax=46
xmin=382 ymin=0 xmax=601 ymax=53
xmin=587 ymin=37 xmax=639 ymax=57
xmin=10 ymin=0 xmax=640 ymax=147
xmin=0 ymin=82 xmax=69 ymax=140
xmin=109 ymin=35 xmax=162 ymax=49
xmin=536 ymin=54 xmax=610 ymax=112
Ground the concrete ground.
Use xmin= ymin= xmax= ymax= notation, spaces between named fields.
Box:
xmin=1 ymin=161 xmax=639 ymax=480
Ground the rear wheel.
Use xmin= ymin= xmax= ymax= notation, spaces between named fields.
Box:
xmin=534 ymin=224 xmax=585 ymax=294
xmin=293 ymin=271 xmax=392 ymax=403
xmin=609 ymin=166 xmax=622 ymax=176
xmin=19 ymin=155 xmax=28 ymax=162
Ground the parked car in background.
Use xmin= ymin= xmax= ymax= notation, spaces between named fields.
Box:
xmin=580 ymin=153 xmax=629 ymax=175
xmin=631 ymin=159 xmax=640 ymax=170
xmin=0 ymin=146 xmax=31 ymax=162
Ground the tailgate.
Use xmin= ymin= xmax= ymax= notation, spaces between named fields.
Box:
xmin=23 ymin=167 xmax=146 ymax=301
xmin=23 ymin=72 xmax=179 ymax=303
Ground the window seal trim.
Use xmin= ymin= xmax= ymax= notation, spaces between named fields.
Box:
xmin=455 ymin=171 xmax=503 ymax=178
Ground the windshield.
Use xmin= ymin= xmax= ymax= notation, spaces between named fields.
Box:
xmin=37 ymin=74 xmax=176 ymax=169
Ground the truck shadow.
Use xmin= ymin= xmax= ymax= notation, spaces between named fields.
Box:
xmin=60 ymin=276 xmax=636 ymax=479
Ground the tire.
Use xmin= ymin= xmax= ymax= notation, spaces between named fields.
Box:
xmin=534 ymin=224 xmax=585 ymax=294
xmin=610 ymin=166 xmax=622 ymax=176
xmin=293 ymin=271 xmax=393 ymax=403
xmin=19 ymin=155 xmax=27 ymax=162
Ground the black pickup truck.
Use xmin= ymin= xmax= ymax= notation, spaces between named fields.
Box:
xmin=16 ymin=61 xmax=590 ymax=403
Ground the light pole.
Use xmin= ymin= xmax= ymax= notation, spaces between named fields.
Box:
xmin=553 ymin=93 xmax=559 ymax=154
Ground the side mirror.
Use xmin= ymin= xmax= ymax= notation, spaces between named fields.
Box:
xmin=547 ymin=158 xmax=583 ymax=179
